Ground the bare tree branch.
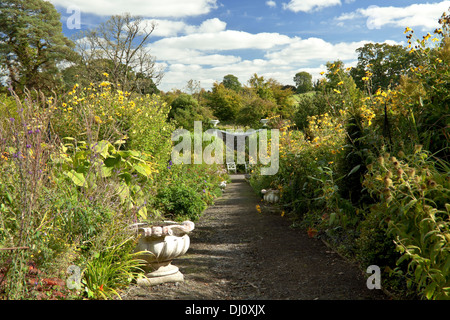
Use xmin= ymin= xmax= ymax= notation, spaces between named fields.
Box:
xmin=72 ymin=13 xmax=162 ymax=93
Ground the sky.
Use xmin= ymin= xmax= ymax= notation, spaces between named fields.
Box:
xmin=50 ymin=0 xmax=450 ymax=92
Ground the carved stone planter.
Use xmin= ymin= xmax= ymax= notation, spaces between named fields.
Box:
xmin=261 ymin=189 xmax=280 ymax=203
xmin=132 ymin=221 xmax=195 ymax=286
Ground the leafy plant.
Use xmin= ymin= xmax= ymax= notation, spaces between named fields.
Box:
xmin=363 ymin=148 xmax=450 ymax=299
xmin=155 ymin=184 xmax=207 ymax=222
xmin=81 ymin=237 xmax=145 ymax=300
xmin=53 ymin=139 xmax=156 ymax=220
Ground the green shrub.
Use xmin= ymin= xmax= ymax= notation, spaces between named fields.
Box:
xmin=155 ymin=184 xmax=207 ymax=222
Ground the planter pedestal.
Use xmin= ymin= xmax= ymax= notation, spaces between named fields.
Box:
xmin=137 ymin=263 xmax=184 ymax=286
xmin=132 ymin=221 xmax=194 ymax=286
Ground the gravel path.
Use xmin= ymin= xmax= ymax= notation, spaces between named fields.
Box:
xmin=122 ymin=174 xmax=387 ymax=300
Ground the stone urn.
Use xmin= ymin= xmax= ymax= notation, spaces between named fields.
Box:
xmin=210 ymin=119 xmax=220 ymax=127
xmin=131 ymin=220 xmax=195 ymax=286
xmin=261 ymin=189 xmax=280 ymax=203
xmin=260 ymin=119 xmax=268 ymax=127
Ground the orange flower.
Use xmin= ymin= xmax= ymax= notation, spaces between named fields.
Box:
xmin=307 ymin=227 xmax=317 ymax=238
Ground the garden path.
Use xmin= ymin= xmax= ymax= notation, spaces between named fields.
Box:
xmin=122 ymin=174 xmax=387 ymax=300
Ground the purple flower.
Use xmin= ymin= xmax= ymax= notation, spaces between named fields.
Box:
xmin=27 ymin=130 xmax=33 ymax=135
xmin=9 ymin=117 xmax=14 ymax=122
xmin=34 ymin=128 xmax=40 ymax=134
xmin=202 ymin=189 xmax=206 ymax=193
xmin=26 ymin=144 xmax=31 ymax=148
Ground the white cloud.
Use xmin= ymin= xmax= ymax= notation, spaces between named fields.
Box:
xmin=336 ymin=1 xmax=450 ymax=31
xmin=152 ymin=30 xmax=292 ymax=52
xmin=283 ymin=0 xmax=341 ymax=13
xmin=266 ymin=1 xmax=277 ymax=8
xmin=335 ymin=12 xmax=359 ymax=21
xmin=48 ymin=0 xmax=218 ymax=18
xmin=265 ymin=37 xmax=369 ymax=65
xmin=143 ymin=19 xmax=187 ymax=37
xmin=143 ymin=18 xmax=226 ymax=37
xmin=185 ymin=18 xmax=227 ymax=34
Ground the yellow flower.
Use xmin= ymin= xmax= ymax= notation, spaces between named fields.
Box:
xmin=256 ymin=205 xmax=261 ymax=213
xmin=103 ymin=72 xmax=109 ymax=77
xmin=333 ymin=89 xmax=341 ymax=94
xmin=94 ymin=115 xmax=102 ymax=124
xmin=404 ymin=27 xmax=412 ymax=34
xmin=320 ymin=71 xmax=325 ymax=75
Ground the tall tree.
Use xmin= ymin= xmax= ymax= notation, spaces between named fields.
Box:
xmin=293 ymin=71 xmax=313 ymax=93
xmin=222 ymin=74 xmax=241 ymax=92
xmin=0 ymin=0 xmax=75 ymax=93
xmin=208 ymin=82 xmax=242 ymax=121
xmin=248 ymin=73 xmax=274 ymax=101
xmin=72 ymin=13 xmax=163 ymax=93
xmin=350 ymin=43 xmax=419 ymax=92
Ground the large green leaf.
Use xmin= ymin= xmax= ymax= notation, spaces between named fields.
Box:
xmin=134 ymin=163 xmax=152 ymax=177
xmin=92 ymin=140 xmax=112 ymax=158
xmin=104 ymin=156 xmax=121 ymax=167
xmin=65 ymin=170 xmax=86 ymax=187
xmin=115 ymin=182 xmax=130 ymax=203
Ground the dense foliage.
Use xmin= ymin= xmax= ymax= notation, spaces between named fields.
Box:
xmin=249 ymin=14 xmax=449 ymax=300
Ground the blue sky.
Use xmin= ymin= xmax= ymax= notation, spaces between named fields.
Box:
xmin=50 ymin=0 xmax=450 ymax=92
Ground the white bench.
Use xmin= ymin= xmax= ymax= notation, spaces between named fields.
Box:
xmin=226 ymin=162 xmax=237 ymax=173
